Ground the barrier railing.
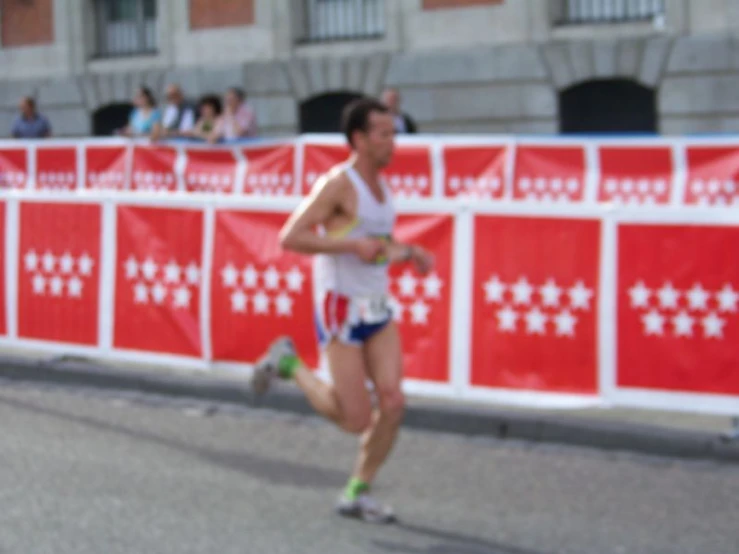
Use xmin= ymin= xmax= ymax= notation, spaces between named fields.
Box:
xmin=0 ymin=135 xmax=737 ymax=418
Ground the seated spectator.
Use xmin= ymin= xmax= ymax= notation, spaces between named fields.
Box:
xmin=152 ymin=83 xmax=196 ymax=141
xmin=209 ymin=87 xmax=257 ymax=143
xmin=117 ymin=86 xmax=161 ymax=137
xmin=182 ymin=94 xmax=222 ymax=142
xmin=12 ymin=97 xmax=52 ymax=139
xmin=381 ymin=88 xmax=417 ymax=134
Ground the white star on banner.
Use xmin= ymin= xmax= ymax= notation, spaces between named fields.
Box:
xmin=59 ymin=252 xmax=75 ymax=274
xmin=285 ymin=267 xmax=305 ymax=293
xmin=231 ymin=290 xmax=248 ymax=313
xmin=275 ymin=292 xmax=293 ymax=317
xmin=32 ymin=274 xmax=45 ymax=295
xmin=164 ymin=261 xmax=181 ymax=284
xmin=525 ymin=307 xmax=547 ymax=335
xmin=687 ymin=284 xmax=709 ymax=311
xmin=410 ymin=300 xmax=430 ymax=325
xmin=134 ymin=283 xmax=148 ymax=304
xmin=24 ymin=250 xmax=38 ymax=272
xmin=389 ymin=296 xmax=404 ymax=322
xmin=702 ymin=312 xmax=725 ymax=338
xmin=67 ymin=276 xmax=83 ymax=298
xmin=716 ymin=284 xmax=738 ymax=313
xmin=657 ymin=282 xmax=680 ymax=310
xmin=672 ymin=311 xmax=694 ymax=337
xmin=78 ymin=253 xmax=94 ymax=276
xmin=50 ymin=276 xmax=64 ymax=297
xmin=422 ymin=272 xmax=443 ymax=299
xmin=569 ymin=281 xmax=593 ymax=311
xmin=142 ymin=258 xmax=158 ymax=281
xmin=497 ymin=306 xmax=518 ymax=332
xmin=42 ymin=251 xmax=56 ymax=273
xmin=125 ymin=256 xmax=139 ymax=280
xmin=173 ymin=286 xmax=191 ymax=309
xmin=554 ymin=310 xmax=576 ymax=337
xmin=643 ymin=309 xmax=664 ymax=336
xmin=398 ymin=271 xmax=418 ymax=298
xmin=151 ymin=282 xmax=167 ymax=305
xmin=253 ymin=290 xmax=270 ymax=314
xmin=222 ymin=264 xmax=239 ymax=288
xmin=540 ymin=279 xmax=562 ymax=307
xmin=484 ymin=275 xmax=506 ymax=304
xmin=629 ymin=281 xmax=651 ymax=308
xmin=512 ymin=277 xmax=533 ymax=306
xmin=263 ymin=266 xmax=281 ymax=290
xmin=243 ymin=265 xmax=259 ymax=289
xmin=185 ymin=262 xmax=200 ymax=286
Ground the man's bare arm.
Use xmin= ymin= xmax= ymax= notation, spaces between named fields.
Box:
xmin=279 ymin=175 xmax=363 ymax=256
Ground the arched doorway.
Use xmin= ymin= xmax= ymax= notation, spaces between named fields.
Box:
xmin=300 ymin=91 xmax=364 ymax=134
xmin=559 ymin=79 xmax=657 ymax=134
xmin=93 ymin=103 xmax=133 ymax=136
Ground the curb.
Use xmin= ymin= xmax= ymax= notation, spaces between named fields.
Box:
xmin=0 ymin=354 xmax=736 ymax=464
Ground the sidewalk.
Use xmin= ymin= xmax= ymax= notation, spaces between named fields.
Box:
xmin=0 ymin=348 xmax=736 ymax=464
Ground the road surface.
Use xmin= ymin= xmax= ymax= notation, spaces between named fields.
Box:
xmin=0 ymin=382 xmax=736 ymax=554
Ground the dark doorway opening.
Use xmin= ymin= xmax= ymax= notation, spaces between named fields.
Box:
xmin=299 ymin=91 xmax=363 ymax=134
xmin=93 ymin=103 xmax=133 ymax=136
xmin=559 ymin=79 xmax=657 ymax=135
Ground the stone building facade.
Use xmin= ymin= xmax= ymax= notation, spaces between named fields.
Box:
xmin=0 ymin=0 xmax=738 ymax=138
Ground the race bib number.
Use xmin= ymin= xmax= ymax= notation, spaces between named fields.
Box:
xmin=356 ymin=295 xmax=391 ymax=324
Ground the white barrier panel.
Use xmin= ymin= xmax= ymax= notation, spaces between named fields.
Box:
xmin=0 ymin=136 xmax=737 ymax=416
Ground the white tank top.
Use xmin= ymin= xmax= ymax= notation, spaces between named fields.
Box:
xmin=313 ymin=165 xmax=396 ymax=299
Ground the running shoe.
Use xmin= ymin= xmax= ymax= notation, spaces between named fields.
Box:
xmin=250 ymin=336 xmax=296 ymax=398
xmin=336 ymin=493 xmax=397 ymax=524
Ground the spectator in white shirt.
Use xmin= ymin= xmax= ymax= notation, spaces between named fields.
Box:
xmin=152 ymin=83 xmax=196 ymax=141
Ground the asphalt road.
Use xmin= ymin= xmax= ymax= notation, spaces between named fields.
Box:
xmin=0 ymin=383 xmax=737 ymax=554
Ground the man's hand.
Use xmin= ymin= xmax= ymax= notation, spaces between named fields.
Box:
xmin=351 ymin=237 xmax=387 ymax=263
xmin=409 ymin=245 xmax=434 ymax=275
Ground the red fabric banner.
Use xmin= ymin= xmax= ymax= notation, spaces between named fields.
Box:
xmin=242 ymin=143 xmax=296 ymax=195
xmin=442 ymin=145 xmax=508 ymax=198
xmin=598 ymin=146 xmax=673 ymax=205
xmin=35 ymin=147 xmax=77 ymax=191
xmin=471 ymin=215 xmax=600 ymax=393
xmin=0 ymin=147 xmax=27 ymax=189
xmin=618 ymin=223 xmax=739 ymax=395
xmin=210 ymin=210 xmax=318 ymax=367
xmin=114 ymin=206 xmax=203 ymax=356
xmin=684 ymin=145 xmax=739 ymax=206
xmin=184 ymin=149 xmax=237 ymax=193
xmin=85 ymin=145 xmax=128 ymax=190
xmin=513 ymin=145 xmax=587 ymax=202
xmin=18 ymin=202 xmax=101 ymax=345
xmin=131 ymin=146 xmax=177 ymax=191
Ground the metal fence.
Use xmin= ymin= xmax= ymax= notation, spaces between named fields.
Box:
xmin=94 ymin=0 xmax=157 ymax=57
xmin=296 ymin=0 xmax=385 ymax=43
xmin=556 ymin=0 xmax=665 ymax=24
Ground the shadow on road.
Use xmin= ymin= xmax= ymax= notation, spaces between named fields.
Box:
xmin=370 ymin=521 xmax=552 ymax=554
xmin=0 ymin=395 xmax=345 ymax=490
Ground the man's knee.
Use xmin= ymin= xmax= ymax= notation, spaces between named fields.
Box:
xmin=341 ymin=408 xmax=373 ymax=434
xmin=378 ymin=386 xmax=405 ymax=423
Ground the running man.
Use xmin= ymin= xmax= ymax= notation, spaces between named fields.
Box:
xmin=250 ymin=97 xmax=434 ymax=523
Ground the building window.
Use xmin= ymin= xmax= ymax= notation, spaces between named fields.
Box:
xmin=296 ymin=0 xmax=384 ymax=43
xmin=94 ymin=0 xmax=157 ymax=57
xmin=554 ymin=0 xmax=665 ymax=25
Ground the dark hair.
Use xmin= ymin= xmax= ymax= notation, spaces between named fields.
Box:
xmin=138 ymin=85 xmax=156 ymax=107
xmin=199 ymin=94 xmax=222 ymax=115
xmin=341 ymin=97 xmax=390 ymax=148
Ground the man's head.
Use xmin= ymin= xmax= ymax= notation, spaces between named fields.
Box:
xmin=342 ymin=97 xmax=395 ymax=168
xmin=18 ymin=96 xmax=36 ymax=118
xmin=381 ymin=88 xmax=400 ymax=114
xmin=165 ymin=83 xmax=183 ymax=105
xmin=224 ymin=87 xmax=245 ymax=112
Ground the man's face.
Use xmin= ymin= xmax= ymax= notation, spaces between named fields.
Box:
xmin=357 ymin=111 xmax=396 ymax=168
xmin=165 ymin=86 xmax=181 ymax=105
xmin=19 ymin=99 xmax=33 ymax=117
xmin=382 ymin=90 xmax=399 ymax=113
xmin=224 ymin=91 xmax=240 ymax=111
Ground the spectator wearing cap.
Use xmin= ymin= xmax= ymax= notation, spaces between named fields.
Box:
xmin=152 ymin=83 xmax=196 ymax=141
xmin=12 ymin=97 xmax=52 ymax=139
xmin=208 ymin=87 xmax=257 ymax=143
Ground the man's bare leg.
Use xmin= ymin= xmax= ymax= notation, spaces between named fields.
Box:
xmin=350 ymin=322 xmax=405 ymax=486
